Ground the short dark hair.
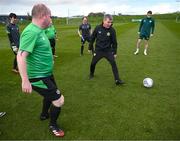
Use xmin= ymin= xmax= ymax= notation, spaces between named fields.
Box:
xmin=147 ymin=11 xmax=152 ymax=14
xmin=104 ymin=14 xmax=113 ymax=20
xmin=82 ymin=16 xmax=88 ymax=20
xmin=9 ymin=13 xmax=17 ymax=19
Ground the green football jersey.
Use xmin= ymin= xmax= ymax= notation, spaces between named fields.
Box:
xmin=139 ymin=17 xmax=155 ymax=36
xmin=19 ymin=23 xmax=53 ymax=79
xmin=45 ymin=24 xmax=56 ymax=39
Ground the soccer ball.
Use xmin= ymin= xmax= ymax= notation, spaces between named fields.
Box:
xmin=143 ymin=78 xmax=153 ymax=88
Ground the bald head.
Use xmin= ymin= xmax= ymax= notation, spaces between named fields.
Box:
xmin=32 ymin=3 xmax=51 ymax=19
xmin=31 ymin=4 xmax=52 ymax=29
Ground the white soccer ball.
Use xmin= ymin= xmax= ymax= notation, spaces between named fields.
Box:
xmin=143 ymin=78 xmax=153 ymax=88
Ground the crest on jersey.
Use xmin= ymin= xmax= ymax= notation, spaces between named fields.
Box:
xmin=56 ymin=89 xmax=61 ymax=95
xmin=107 ymin=32 xmax=110 ymax=36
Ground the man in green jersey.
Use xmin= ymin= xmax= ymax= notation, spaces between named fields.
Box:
xmin=45 ymin=19 xmax=58 ymax=58
xmin=134 ymin=11 xmax=155 ymax=55
xmin=17 ymin=4 xmax=64 ymax=137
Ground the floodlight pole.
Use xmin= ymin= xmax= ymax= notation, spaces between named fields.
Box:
xmin=176 ymin=0 xmax=180 ymax=22
xmin=66 ymin=8 xmax=69 ymax=25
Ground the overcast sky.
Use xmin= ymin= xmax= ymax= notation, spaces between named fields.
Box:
xmin=0 ymin=0 xmax=179 ymax=17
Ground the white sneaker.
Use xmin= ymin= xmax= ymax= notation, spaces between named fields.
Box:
xmin=134 ymin=50 xmax=139 ymax=55
xmin=144 ymin=51 xmax=147 ymax=55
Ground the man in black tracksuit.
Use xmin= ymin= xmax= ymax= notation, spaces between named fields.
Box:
xmin=6 ymin=13 xmax=20 ymax=73
xmin=89 ymin=14 xmax=124 ymax=85
xmin=78 ymin=16 xmax=92 ymax=56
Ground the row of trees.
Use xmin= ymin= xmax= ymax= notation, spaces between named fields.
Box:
xmin=88 ymin=12 xmax=105 ymax=17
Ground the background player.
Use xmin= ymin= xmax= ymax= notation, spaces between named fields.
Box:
xmin=134 ymin=11 xmax=155 ymax=55
xmin=89 ymin=14 xmax=124 ymax=85
xmin=6 ymin=13 xmax=20 ymax=73
xmin=78 ymin=16 xmax=92 ymax=56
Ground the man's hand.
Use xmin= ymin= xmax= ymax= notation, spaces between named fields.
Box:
xmin=114 ymin=54 xmax=117 ymax=58
xmin=12 ymin=45 xmax=18 ymax=53
xmin=22 ymin=79 xmax=32 ymax=94
xmin=80 ymin=35 xmax=84 ymax=41
xmin=17 ymin=51 xmax=32 ymax=94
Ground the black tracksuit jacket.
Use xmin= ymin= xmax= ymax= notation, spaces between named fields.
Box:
xmin=89 ymin=24 xmax=118 ymax=54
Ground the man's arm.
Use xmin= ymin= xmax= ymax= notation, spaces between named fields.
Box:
xmin=6 ymin=25 xmax=14 ymax=44
xmin=6 ymin=25 xmax=19 ymax=53
xmin=54 ymin=27 xmax=58 ymax=39
xmin=90 ymin=29 xmax=93 ymax=35
xmin=151 ymin=19 xmax=155 ymax=35
xmin=52 ymin=26 xmax=58 ymax=40
xmin=89 ymin=24 xmax=92 ymax=35
xmin=17 ymin=51 xmax=32 ymax=94
xmin=89 ymin=26 xmax=98 ymax=51
xmin=138 ymin=19 xmax=144 ymax=33
xmin=77 ymin=29 xmax=81 ymax=36
xmin=111 ymin=28 xmax=118 ymax=57
xmin=78 ymin=24 xmax=82 ymax=37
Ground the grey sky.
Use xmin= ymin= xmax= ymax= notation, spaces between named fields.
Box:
xmin=0 ymin=0 xmax=179 ymax=17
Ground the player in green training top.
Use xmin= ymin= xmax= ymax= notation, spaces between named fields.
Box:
xmin=17 ymin=4 xmax=64 ymax=137
xmin=134 ymin=11 xmax=155 ymax=55
xmin=45 ymin=19 xmax=58 ymax=58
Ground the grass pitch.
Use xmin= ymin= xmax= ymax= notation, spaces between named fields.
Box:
xmin=0 ymin=20 xmax=180 ymax=140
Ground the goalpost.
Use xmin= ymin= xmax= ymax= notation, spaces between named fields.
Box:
xmin=176 ymin=14 xmax=180 ymax=23
xmin=66 ymin=9 xmax=84 ymax=25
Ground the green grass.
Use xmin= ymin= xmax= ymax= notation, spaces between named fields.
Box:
xmin=0 ymin=20 xmax=180 ymax=140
